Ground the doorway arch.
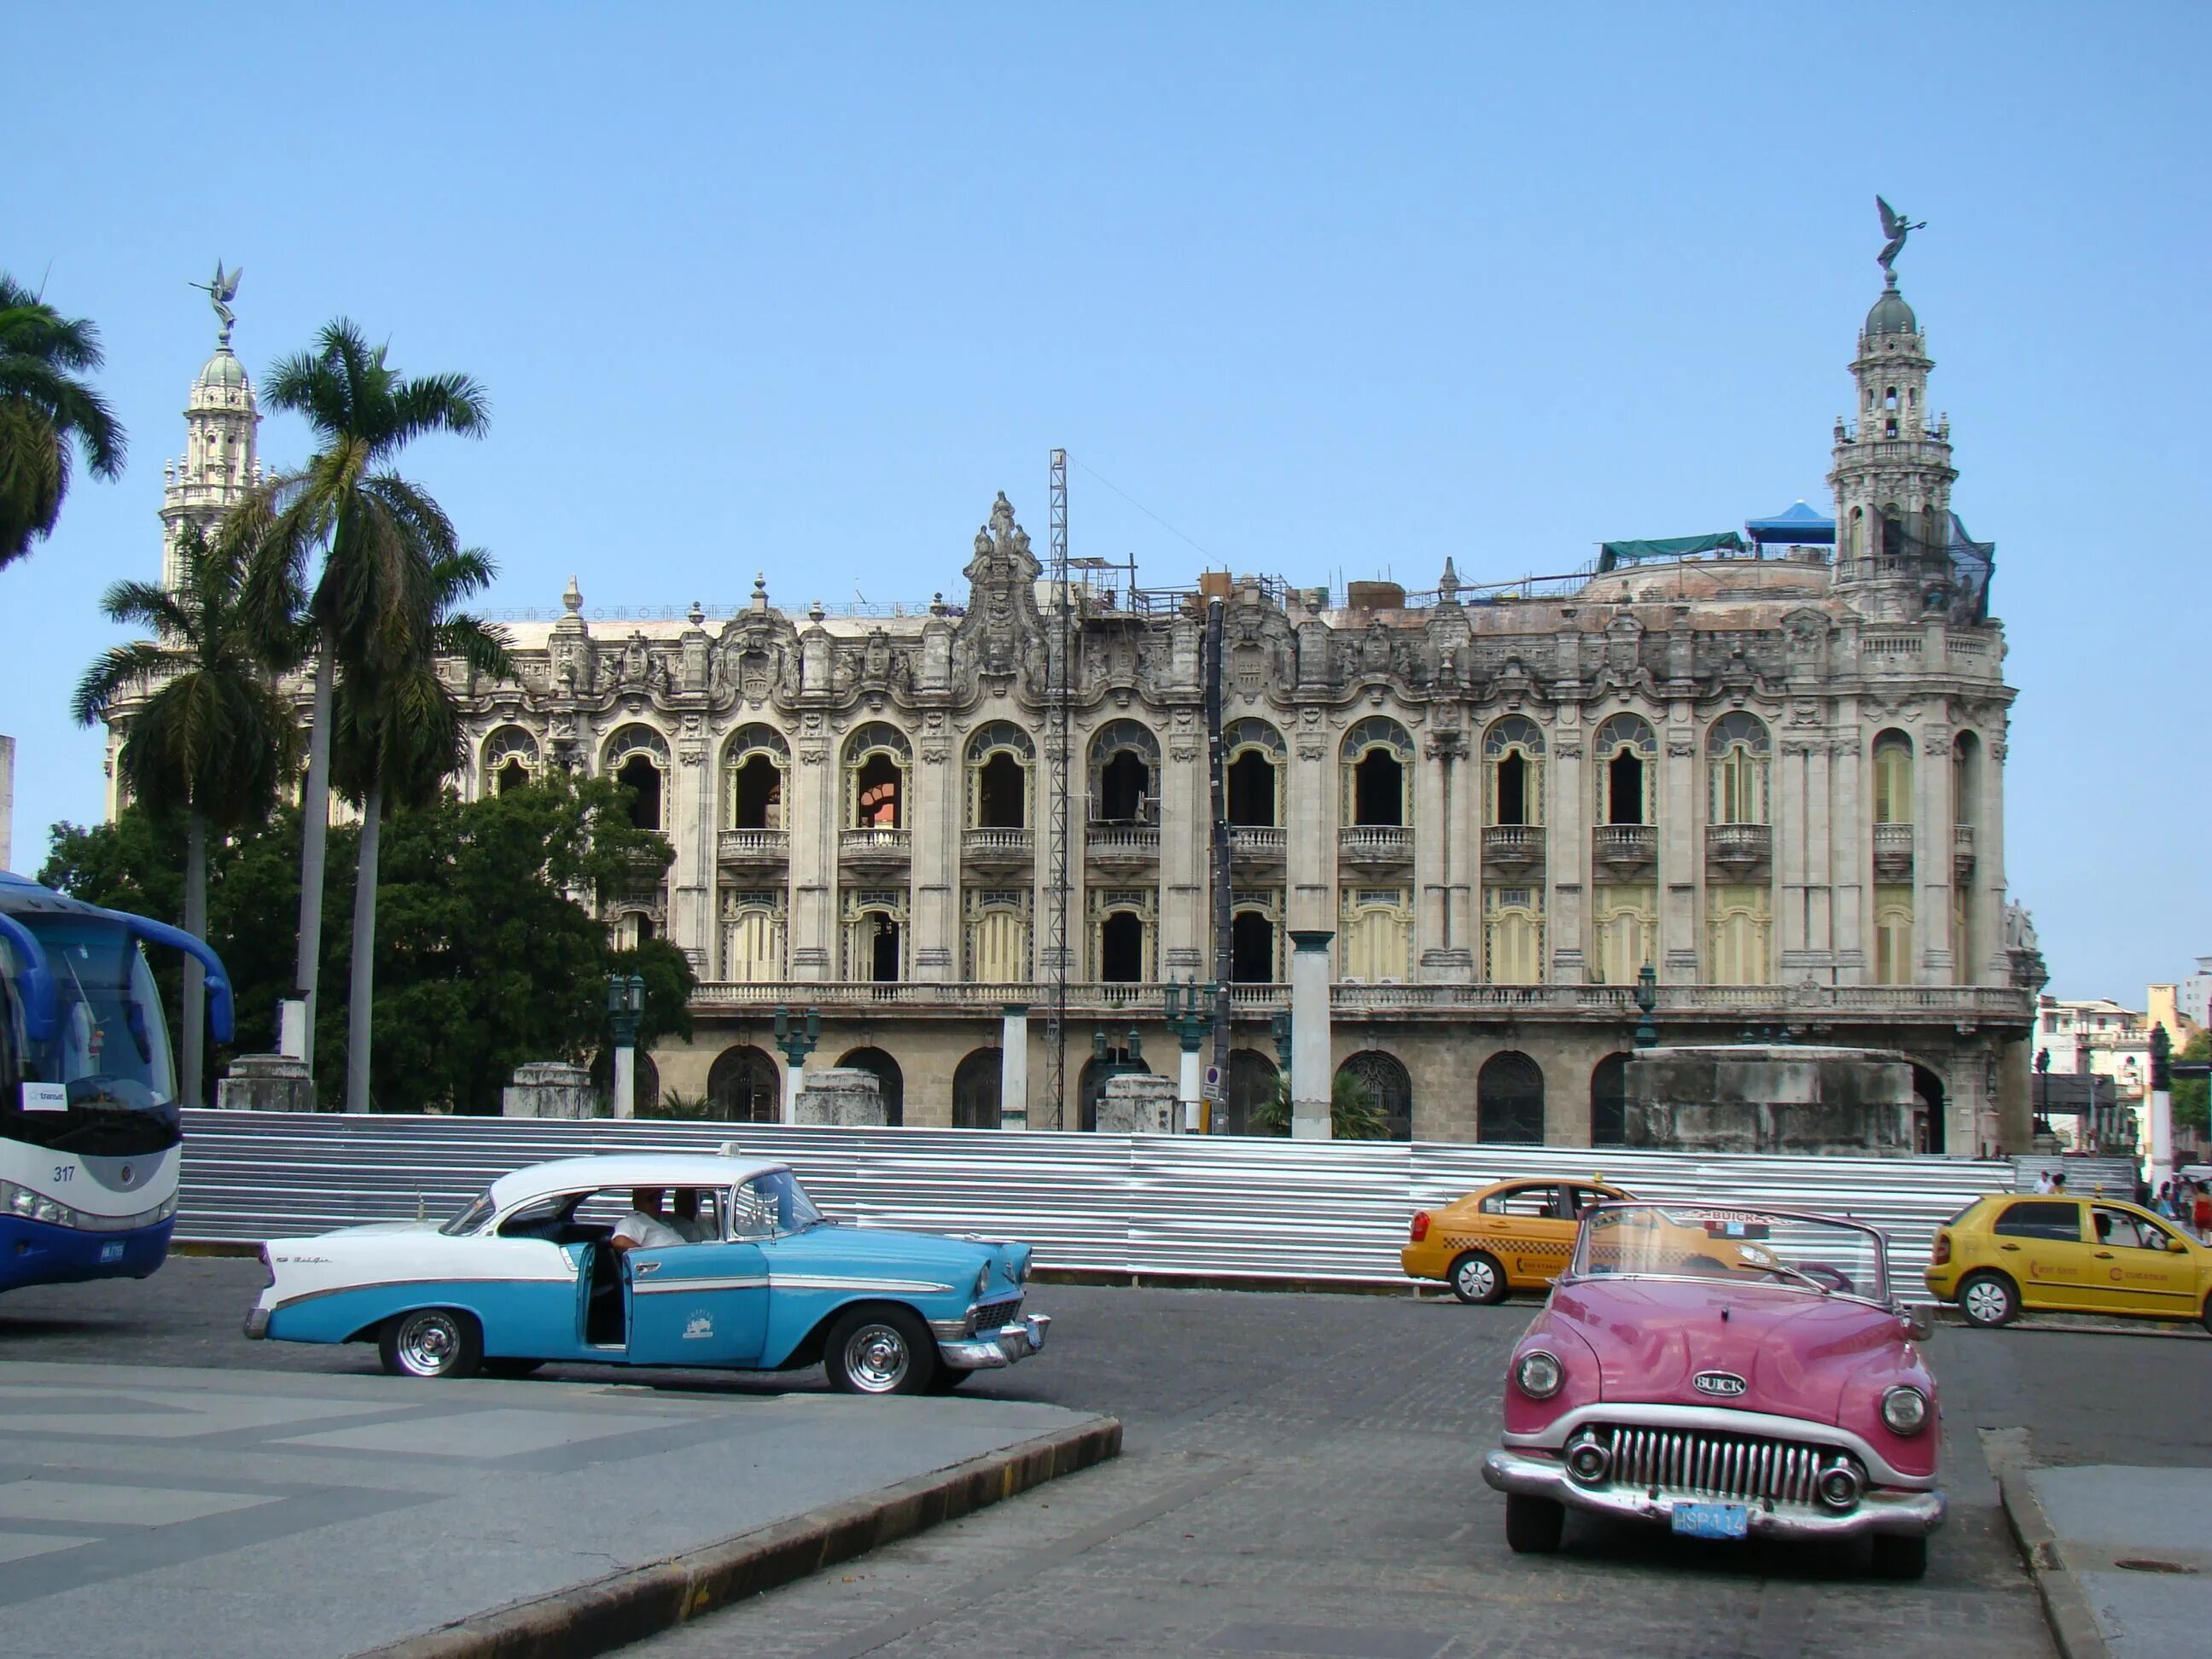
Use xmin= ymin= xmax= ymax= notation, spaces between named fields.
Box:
xmin=1224 ymin=1049 xmax=1279 ymax=1137
xmin=1912 ymin=1062 xmax=1947 ymax=1155
xmin=707 ymin=1045 xmax=780 ymax=1124
xmin=952 ymin=1048 xmax=1003 ymax=1129
xmin=1478 ymin=1051 xmax=1545 ymax=1144
xmin=1336 ymin=1051 xmax=1413 ymax=1141
xmin=1590 ymin=1052 xmax=1632 ymax=1148
xmin=836 ymin=1046 xmax=905 ymax=1127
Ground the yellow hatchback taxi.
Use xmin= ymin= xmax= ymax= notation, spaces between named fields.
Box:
xmin=1402 ymin=1177 xmax=1631 ymax=1303
xmin=1926 ymin=1193 xmax=2212 ymax=1332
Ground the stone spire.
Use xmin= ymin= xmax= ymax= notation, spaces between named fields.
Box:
xmin=160 ymin=271 xmax=262 ymax=591
xmin=1827 ymin=271 xmax=1957 ymax=620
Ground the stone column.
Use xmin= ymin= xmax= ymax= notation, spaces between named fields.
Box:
xmin=677 ymin=736 xmax=713 ymax=973
xmin=790 ymin=735 xmax=835 ymax=981
xmin=911 ymin=733 xmax=955 ymax=981
xmin=1177 ymin=1029 xmax=1204 ymax=1132
xmin=1286 ymin=726 xmax=1331 ymax=934
xmin=1160 ymin=722 xmax=1205 ymax=976
xmin=1976 ymin=734 xmax=2011 ymax=985
xmin=1831 ymin=722 xmax=1865 ymax=982
xmin=1289 ymin=929 xmax=1334 ymax=1138
xmin=1549 ymin=725 xmax=1586 ymax=982
xmin=1661 ymin=718 xmax=1697 ymax=982
xmin=781 ymin=1058 xmax=806 ymax=1126
xmin=1778 ymin=740 xmax=1808 ymax=961
xmin=1804 ymin=740 xmax=1835 ymax=964
xmin=1915 ymin=729 xmax=1953 ymax=983
xmin=999 ymin=1004 xmax=1030 ymax=1131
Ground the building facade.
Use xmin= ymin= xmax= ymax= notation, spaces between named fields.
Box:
xmin=119 ymin=271 xmax=2042 ymax=1150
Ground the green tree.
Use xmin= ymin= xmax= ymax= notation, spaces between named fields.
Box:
xmin=0 ymin=274 xmax=125 ymax=569
xmin=2174 ymin=1030 xmax=2210 ymax=1135
xmin=227 ymin=319 xmax=489 ymax=1078
xmin=330 ymin=546 xmax=512 ymax=1112
xmin=70 ymin=525 xmax=299 ymax=1105
xmin=1250 ymin=1068 xmax=1389 ymax=1140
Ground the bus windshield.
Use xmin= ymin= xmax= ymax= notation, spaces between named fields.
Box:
xmin=2 ymin=916 xmax=179 ymax=1156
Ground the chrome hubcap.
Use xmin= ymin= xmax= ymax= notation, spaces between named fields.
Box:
xmin=397 ymin=1313 xmax=460 ymax=1375
xmin=1965 ymin=1282 xmax=2008 ymax=1322
xmin=846 ymin=1324 xmax=910 ymax=1391
xmin=1458 ymin=1259 xmax=1495 ymax=1297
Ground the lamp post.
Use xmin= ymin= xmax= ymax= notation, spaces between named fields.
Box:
xmin=1632 ymin=963 xmax=1659 ymax=1050
xmin=1165 ymin=978 xmax=1213 ymax=1133
xmin=605 ymin=974 xmax=646 ymax=1118
xmin=772 ymin=1004 xmax=821 ymax=1126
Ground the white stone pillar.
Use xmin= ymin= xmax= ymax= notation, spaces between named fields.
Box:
xmin=1661 ymin=716 xmax=1697 ymax=982
xmin=1915 ymin=728 xmax=1953 ymax=983
xmin=911 ymin=737 xmax=955 ymax=981
xmin=1160 ymin=722 xmax=1205 ymax=975
xmin=1286 ymin=728 xmax=1332 ymax=934
xmin=1831 ymin=725 xmax=1865 ymax=981
xmin=613 ymin=1045 xmax=637 ymax=1120
xmin=1289 ymin=929 xmax=1334 ymax=1138
xmin=780 ymin=1057 xmax=806 ymax=1126
xmin=1549 ymin=722 xmax=1586 ymax=982
xmin=1178 ymin=1037 xmax=1203 ymax=1133
xmin=790 ymin=736 xmax=835 ymax=981
xmin=999 ymin=1003 xmax=1030 ymax=1130
xmin=2149 ymin=1087 xmax=2174 ymax=1191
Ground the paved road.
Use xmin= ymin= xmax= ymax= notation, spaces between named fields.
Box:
xmin=9 ymin=1260 xmax=2208 ymax=1659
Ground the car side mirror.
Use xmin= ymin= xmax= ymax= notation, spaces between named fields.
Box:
xmin=1897 ymin=1307 xmax=1934 ymax=1342
xmin=2171 ymin=1237 xmax=2191 ymax=1254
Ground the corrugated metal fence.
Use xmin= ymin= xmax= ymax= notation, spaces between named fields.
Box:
xmin=177 ymin=1112 xmax=2013 ymax=1303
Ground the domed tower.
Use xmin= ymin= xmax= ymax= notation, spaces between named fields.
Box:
xmin=160 ymin=275 xmax=261 ymax=591
xmin=1827 ymin=271 xmax=1957 ymax=620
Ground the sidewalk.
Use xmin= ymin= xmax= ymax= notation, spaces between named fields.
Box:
xmin=0 ymin=1359 xmax=1116 ymax=1659
xmin=1990 ymin=1433 xmax=2212 ymax=1658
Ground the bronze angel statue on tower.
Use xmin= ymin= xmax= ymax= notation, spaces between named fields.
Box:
xmin=189 ymin=260 xmax=243 ymax=346
xmin=1875 ymin=197 xmax=1925 ymax=274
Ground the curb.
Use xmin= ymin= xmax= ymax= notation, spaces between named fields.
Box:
xmin=1980 ymin=1428 xmax=2110 ymax=1659
xmin=349 ymin=1413 xmax=1122 ymax=1659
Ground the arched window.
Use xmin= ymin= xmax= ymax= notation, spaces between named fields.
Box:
xmin=1224 ymin=719 xmax=1284 ymax=828
xmin=1707 ymin=712 xmax=1770 ymax=825
xmin=707 ymin=1045 xmax=780 ymax=1124
xmin=1484 ymin=716 xmax=1545 ymax=827
xmin=1099 ymin=911 xmax=1144 ymax=982
xmin=967 ymin=720 xmax=1033 ymax=830
xmin=603 ymin=725 xmax=670 ymax=832
xmin=1953 ymin=731 xmax=1981 ymax=827
xmin=1477 ymin=1051 xmax=1545 ymax=1144
xmin=1592 ymin=713 xmax=1656 ymax=826
xmin=1342 ymin=717 xmax=1414 ymax=829
xmin=836 ymin=1046 xmax=904 ymax=1127
xmin=1340 ymin=887 xmax=1411 ymax=982
xmin=1880 ymin=504 xmax=1906 ymax=562
xmin=952 ymin=1049 xmax=1003 ymax=1129
xmin=1848 ymin=507 xmax=1866 ymax=562
xmin=483 ymin=725 xmax=538 ymax=796
xmin=1874 ymin=890 xmax=1914 ymax=985
xmin=720 ymin=891 xmax=785 ymax=982
xmin=1484 ymin=887 xmax=1544 ymax=984
xmin=723 ymin=725 xmax=788 ymax=830
xmin=1871 ymin=730 xmax=1913 ymax=824
xmin=1911 ymin=1063 xmax=1947 ymax=1155
xmin=1590 ymin=1052 xmax=1632 ymax=1148
xmin=845 ymin=722 xmax=911 ymax=829
xmin=1336 ymin=1051 xmax=1413 ymax=1142
xmin=1224 ymin=1050 xmax=1278 ymax=1137
xmin=1707 ymin=888 xmax=1771 ymax=983
xmin=1088 ymin=720 xmax=1160 ymax=824
xmin=1231 ymin=905 xmax=1278 ymax=983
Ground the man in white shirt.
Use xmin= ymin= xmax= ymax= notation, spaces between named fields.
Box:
xmin=610 ymin=1189 xmax=684 ymax=1253
xmin=667 ymin=1188 xmax=716 ymax=1243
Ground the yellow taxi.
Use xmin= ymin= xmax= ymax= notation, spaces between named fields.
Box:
xmin=1402 ymin=1176 xmax=1631 ymax=1304
xmin=1925 ymin=1192 xmax=2212 ymax=1331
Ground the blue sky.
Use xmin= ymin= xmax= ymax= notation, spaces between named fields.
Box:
xmin=3 ymin=3 xmax=2204 ymax=1001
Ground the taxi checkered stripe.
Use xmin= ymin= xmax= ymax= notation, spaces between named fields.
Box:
xmin=1440 ymin=1233 xmax=1574 ymax=1260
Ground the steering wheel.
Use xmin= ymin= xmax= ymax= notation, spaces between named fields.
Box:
xmin=1794 ymin=1261 xmax=1857 ymax=1294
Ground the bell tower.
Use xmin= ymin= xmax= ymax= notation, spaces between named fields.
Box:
xmin=160 ymin=265 xmax=261 ymax=590
xmin=1828 ymin=271 xmax=1957 ymax=620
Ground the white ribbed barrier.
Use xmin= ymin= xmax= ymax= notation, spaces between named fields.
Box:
xmin=175 ymin=1112 xmax=2013 ymax=1303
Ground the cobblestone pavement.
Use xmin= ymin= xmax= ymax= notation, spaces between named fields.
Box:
xmin=17 ymin=1260 xmax=2203 ymax=1658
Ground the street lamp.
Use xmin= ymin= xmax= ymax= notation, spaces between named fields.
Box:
xmin=1632 ymin=963 xmax=1659 ymax=1050
xmin=1164 ymin=977 xmax=1214 ymax=1133
xmin=605 ymin=974 xmax=646 ymax=1118
xmin=772 ymin=1004 xmax=822 ymax=1126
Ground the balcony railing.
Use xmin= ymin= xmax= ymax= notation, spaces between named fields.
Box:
xmin=1230 ymin=826 xmax=1287 ymax=861
xmin=716 ymin=829 xmax=789 ymax=864
xmin=688 ymin=978 xmax=2034 ymax=1022
xmin=1705 ymin=823 xmax=1772 ymax=872
xmin=1592 ymin=824 xmax=1657 ymax=870
xmin=1086 ymin=824 xmax=1161 ymax=860
xmin=839 ymin=827 xmax=912 ymax=863
xmin=1481 ymin=825 xmax=1543 ymax=870
xmin=963 ymin=827 xmax=1033 ymax=864
xmin=1873 ymin=822 xmax=1914 ymax=881
xmin=1953 ymin=822 xmax=1976 ymax=882
xmin=1339 ymin=825 xmax=1413 ymax=863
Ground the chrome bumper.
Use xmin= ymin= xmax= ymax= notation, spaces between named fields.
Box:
xmin=244 ymin=1306 xmax=270 ymax=1339
xmin=1481 ymin=1447 xmax=1946 ymax=1540
xmin=937 ymin=1313 xmax=1050 ymax=1371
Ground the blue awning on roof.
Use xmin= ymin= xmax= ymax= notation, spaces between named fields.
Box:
xmin=1745 ymin=500 xmax=1836 ymax=544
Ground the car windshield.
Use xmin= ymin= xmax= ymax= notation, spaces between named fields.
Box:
xmin=1573 ymin=1202 xmax=1888 ymax=1301
xmin=730 ymin=1167 xmax=824 ymax=1237
xmin=440 ymin=1190 xmax=497 ymax=1236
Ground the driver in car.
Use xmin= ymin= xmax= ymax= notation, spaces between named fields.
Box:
xmin=610 ymin=1189 xmax=685 ymax=1253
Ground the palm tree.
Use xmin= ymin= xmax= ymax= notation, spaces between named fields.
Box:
xmin=227 ymin=320 xmax=488 ymax=1076
xmin=71 ymin=523 xmax=298 ymax=1105
xmin=0 ymin=274 xmax=126 ymax=568
xmin=330 ymin=547 xmax=511 ymax=1112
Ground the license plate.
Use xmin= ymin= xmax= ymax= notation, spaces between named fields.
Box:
xmin=99 ymin=1242 xmax=125 ymax=1264
xmin=1671 ymin=1502 xmax=1749 ymax=1540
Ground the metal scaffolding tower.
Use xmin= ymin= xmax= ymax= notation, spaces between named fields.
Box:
xmin=1044 ymin=448 xmax=1073 ymax=1128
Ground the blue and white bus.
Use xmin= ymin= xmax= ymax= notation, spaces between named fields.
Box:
xmin=0 ymin=869 xmax=232 ymax=1291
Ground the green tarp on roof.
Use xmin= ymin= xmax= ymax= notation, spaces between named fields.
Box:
xmin=1597 ymin=532 xmax=1746 ymax=572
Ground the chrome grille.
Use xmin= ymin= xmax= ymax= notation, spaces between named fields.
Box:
xmin=1601 ymin=1425 xmax=1837 ymax=1506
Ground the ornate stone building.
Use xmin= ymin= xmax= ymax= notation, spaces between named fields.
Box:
xmin=120 ymin=270 xmax=2040 ymax=1150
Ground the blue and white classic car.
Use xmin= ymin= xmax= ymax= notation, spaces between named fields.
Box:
xmin=244 ymin=1151 xmax=1046 ymax=1394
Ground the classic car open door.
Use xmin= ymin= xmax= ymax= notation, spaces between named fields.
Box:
xmin=625 ymin=1239 xmax=771 ymax=1365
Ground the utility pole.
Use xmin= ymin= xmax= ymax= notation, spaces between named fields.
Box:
xmin=1044 ymin=449 xmax=1073 ymax=1130
xmin=1204 ymin=595 xmax=1231 ymax=1127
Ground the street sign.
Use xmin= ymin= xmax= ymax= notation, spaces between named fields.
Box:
xmin=1203 ymin=1064 xmax=1225 ymax=1103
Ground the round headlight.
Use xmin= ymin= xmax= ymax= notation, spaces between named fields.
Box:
xmin=1514 ymin=1349 xmax=1564 ymax=1400
xmin=1881 ymin=1384 xmax=1930 ymax=1435
xmin=974 ymin=1266 xmax=992 ymax=1301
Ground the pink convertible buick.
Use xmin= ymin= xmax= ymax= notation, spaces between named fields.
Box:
xmin=1480 ymin=1202 xmax=1944 ymax=1579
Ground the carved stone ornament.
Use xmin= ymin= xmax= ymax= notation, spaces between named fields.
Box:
xmin=1295 ymin=738 xmax=1326 ymax=761
xmin=679 ymin=743 xmax=707 ymax=767
xmin=1556 ymin=742 xmax=1584 ymax=760
xmin=920 ymin=746 xmax=948 ymax=765
xmin=799 ymin=745 xmax=828 ymax=765
xmin=1922 ymin=732 xmax=1952 ymax=757
xmin=1667 ymin=740 xmax=1693 ymax=759
xmin=1169 ymin=742 xmax=1200 ymax=763
xmin=1990 ymin=739 xmax=2008 ymax=762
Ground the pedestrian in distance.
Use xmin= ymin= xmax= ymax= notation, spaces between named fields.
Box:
xmin=2034 ymin=1169 xmax=2057 ymax=1195
xmin=2195 ymin=1182 xmax=2212 ymax=1241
